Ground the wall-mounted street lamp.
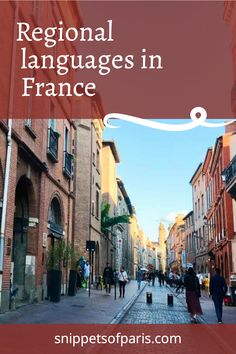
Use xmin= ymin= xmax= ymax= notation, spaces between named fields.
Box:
xmin=221 ymin=172 xmax=226 ymax=183
xmin=193 ymin=231 xmax=204 ymax=240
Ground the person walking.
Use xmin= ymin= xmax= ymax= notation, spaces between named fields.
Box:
xmin=164 ymin=272 xmax=168 ymax=286
xmin=184 ymin=267 xmax=203 ymax=323
xmin=84 ymin=261 xmax=90 ymax=291
xmin=161 ymin=271 xmax=165 ymax=286
xmin=197 ymin=271 xmax=204 ymax=290
xmin=118 ymin=266 xmax=128 ymax=298
xmin=152 ymin=271 xmax=155 ymax=286
xmin=210 ymin=268 xmax=228 ymax=324
xmin=169 ymin=271 xmax=174 ymax=287
xmin=176 ymin=273 xmax=184 ymax=294
xmin=203 ymin=275 xmax=210 ymax=296
xmin=103 ymin=262 xmax=114 ymax=295
xmin=137 ymin=267 xmax=142 ymax=290
xmin=147 ymin=272 xmax=152 ymax=286
xmin=158 ymin=271 xmax=163 ymax=287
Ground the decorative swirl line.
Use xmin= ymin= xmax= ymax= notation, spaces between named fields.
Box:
xmin=103 ymin=107 xmax=236 ymax=131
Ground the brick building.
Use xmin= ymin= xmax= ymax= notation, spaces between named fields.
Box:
xmin=166 ymin=214 xmax=185 ymax=272
xmin=222 ymin=133 xmax=236 ymax=273
xmin=73 ymin=98 xmax=105 ymax=280
xmin=0 ymin=1 xmax=80 ymax=312
xmin=0 ymin=119 xmax=75 ymax=312
xmin=206 ymin=133 xmax=235 ymax=283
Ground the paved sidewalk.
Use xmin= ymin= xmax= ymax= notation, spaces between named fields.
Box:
xmin=121 ymin=284 xmax=190 ymax=324
xmin=0 ymin=280 xmax=144 ymax=324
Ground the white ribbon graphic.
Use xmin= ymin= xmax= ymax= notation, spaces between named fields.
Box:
xmin=104 ymin=107 xmax=236 ymax=131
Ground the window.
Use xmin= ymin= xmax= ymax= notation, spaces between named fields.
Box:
xmin=91 ymin=201 xmax=95 ymax=216
xmin=201 ymin=194 xmax=204 ymax=215
xmin=25 ymin=118 xmax=32 ymax=127
xmin=24 ymin=118 xmax=37 ymax=139
xmin=198 ymin=229 xmax=202 ymax=248
xmin=63 ymin=126 xmax=73 ymax=178
xmin=92 ymin=152 xmax=96 ymax=165
xmin=64 ymin=126 xmax=69 ymax=153
xmin=48 ymin=118 xmax=56 ymax=131
xmin=47 ymin=119 xmax=59 ymax=162
xmin=95 ymin=191 xmax=99 ymax=219
xmin=48 ymin=197 xmax=63 ymax=237
xmin=96 ymin=149 xmax=100 ymax=171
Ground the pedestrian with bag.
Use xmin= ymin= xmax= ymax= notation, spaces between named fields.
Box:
xmin=118 ymin=266 xmax=128 ymax=298
xmin=210 ymin=268 xmax=228 ymax=324
xmin=184 ymin=267 xmax=203 ymax=323
xmin=103 ymin=262 xmax=114 ymax=295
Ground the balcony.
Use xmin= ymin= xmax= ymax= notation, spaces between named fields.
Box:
xmin=47 ymin=128 xmax=59 ymax=162
xmin=223 ymin=155 xmax=236 ymax=200
xmin=63 ymin=151 xmax=73 ymax=178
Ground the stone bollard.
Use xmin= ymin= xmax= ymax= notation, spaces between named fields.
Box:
xmin=146 ymin=292 xmax=152 ymax=304
xmin=167 ymin=293 xmax=173 ymax=306
xmin=11 ymin=296 xmax=16 ymax=310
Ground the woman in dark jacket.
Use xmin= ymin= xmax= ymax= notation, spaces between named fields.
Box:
xmin=184 ymin=267 xmax=203 ymax=323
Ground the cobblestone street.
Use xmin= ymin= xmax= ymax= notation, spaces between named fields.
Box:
xmin=168 ymin=288 xmax=236 ymax=324
xmin=121 ymin=283 xmax=190 ymax=324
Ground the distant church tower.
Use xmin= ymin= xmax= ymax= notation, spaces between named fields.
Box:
xmin=157 ymin=223 xmax=167 ymax=272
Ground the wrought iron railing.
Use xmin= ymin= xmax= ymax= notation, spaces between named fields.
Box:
xmin=224 ymin=154 xmax=236 ymax=187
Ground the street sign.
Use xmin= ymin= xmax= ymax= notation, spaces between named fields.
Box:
xmin=86 ymin=240 xmax=96 ymax=252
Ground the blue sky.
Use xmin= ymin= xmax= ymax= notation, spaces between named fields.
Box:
xmin=103 ymin=119 xmax=225 ymax=241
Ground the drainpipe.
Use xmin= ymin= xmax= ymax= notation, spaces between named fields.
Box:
xmin=0 ymin=1 xmax=19 ymax=291
xmin=0 ymin=120 xmax=13 ymax=272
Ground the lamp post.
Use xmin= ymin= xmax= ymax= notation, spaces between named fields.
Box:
xmin=110 ymin=228 xmax=117 ymax=301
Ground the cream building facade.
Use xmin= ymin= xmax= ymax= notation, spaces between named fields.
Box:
xmin=190 ymin=163 xmax=208 ymax=274
xmin=101 ymin=140 xmax=120 ymax=270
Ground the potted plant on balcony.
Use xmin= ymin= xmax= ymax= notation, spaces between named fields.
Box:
xmin=47 ymin=240 xmax=66 ymax=302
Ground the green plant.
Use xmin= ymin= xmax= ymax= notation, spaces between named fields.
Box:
xmin=65 ymin=242 xmax=80 ymax=270
xmin=101 ymin=201 xmax=130 ymax=234
xmin=47 ymin=240 xmax=66 ymax=271
xmin=47 ymin=240 xmax=79 ymax=271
